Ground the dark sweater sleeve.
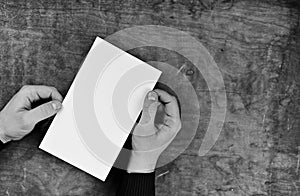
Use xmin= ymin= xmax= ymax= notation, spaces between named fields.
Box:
xmin=116 ymin=172 xmax=155 ymax=196
xmin=0 ymin=141 xmax=4 ymax=151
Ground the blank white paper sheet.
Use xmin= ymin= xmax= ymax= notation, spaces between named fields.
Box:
xmin=39 ymin=37 xmax=162 ymax=181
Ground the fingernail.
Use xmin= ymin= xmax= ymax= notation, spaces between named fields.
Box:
xmin=148 ymin=91 xmax=156 ymax=101
xmin=52 ymin=102 xmax=62 ymax=110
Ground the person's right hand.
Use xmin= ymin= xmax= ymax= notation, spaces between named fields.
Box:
xmin=0 ymin=85 xmax=63 ymax=143
xmin=127 ymin=89 xmax=182 ymax=173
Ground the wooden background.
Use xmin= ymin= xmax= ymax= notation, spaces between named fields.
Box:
xmin=0 ymin=0 xmax=300 ymax=195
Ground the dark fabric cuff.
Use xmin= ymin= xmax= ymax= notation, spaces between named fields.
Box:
xmin=116 ymin=172 xmax=155 ymax=196
xmin=0 ymin=140 xmax=4 ymax=151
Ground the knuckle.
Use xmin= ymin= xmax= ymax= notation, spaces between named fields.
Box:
xmin=171 ymin=96 xmax=178 ymax=103
xmin=49 ymin=86 xmax=57 ymax=91
xmin=20 ymin=85 xmax=31 ymax=92
xmin=21 ymin=85 xmax=29 ymax=89
xmin=178 ymin=121 xmax=182 ymax=130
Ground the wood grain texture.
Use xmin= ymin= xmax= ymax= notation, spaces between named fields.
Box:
xmin=0 ymin=0 xmax=299 ymax=195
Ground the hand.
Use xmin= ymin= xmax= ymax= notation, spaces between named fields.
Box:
xmin=0 ymin=85 xmax=63 ymax=143
xmin=127 ymin=89 xmax=181 ymax=173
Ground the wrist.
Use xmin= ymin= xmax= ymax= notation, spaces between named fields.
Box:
xmin=126 ymin=151 xmax=159 ymax=173
xmin=0 ymin=114 xmax=10 ymax=143
xmin=0 ymin=126 xmax=10 ymax=144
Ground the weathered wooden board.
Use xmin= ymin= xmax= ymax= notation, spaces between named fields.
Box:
xmin=0 ymin=0 xmax=299 ymax=195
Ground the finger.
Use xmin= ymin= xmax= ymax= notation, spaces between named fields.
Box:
xmin=20 ymin=85 xmax=63 ymax=102
xmin=24 ymin=100 xmax=62 ymax=124
xmin=139 ymin=91 xmax=160 ymax=125
xmin=154 ymin=89 xmax=180 ymax=122
xmin=156 ymin=118 xmax=181 ymax=145
xmin=163 ymin=116 xmax=177 ymax=128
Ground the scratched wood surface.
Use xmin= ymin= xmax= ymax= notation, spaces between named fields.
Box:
xmin=0 ymin=0 xmax=300 ymax=195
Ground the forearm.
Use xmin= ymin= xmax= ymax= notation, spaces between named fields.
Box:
xmin=116 ymin=172 xmax=155 ymax=196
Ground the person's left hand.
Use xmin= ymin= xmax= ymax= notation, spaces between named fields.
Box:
xmin=0 ymin=85 xmax=63 ymax=143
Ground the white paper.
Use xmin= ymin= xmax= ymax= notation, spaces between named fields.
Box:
xmin=39 ymin=37 xmax=161 ymax=181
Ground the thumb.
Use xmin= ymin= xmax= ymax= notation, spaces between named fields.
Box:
xmin=139 ymin=91 xmax=159 ymax=125
xmin=25 ymin=100 xmax=62 ymax=124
